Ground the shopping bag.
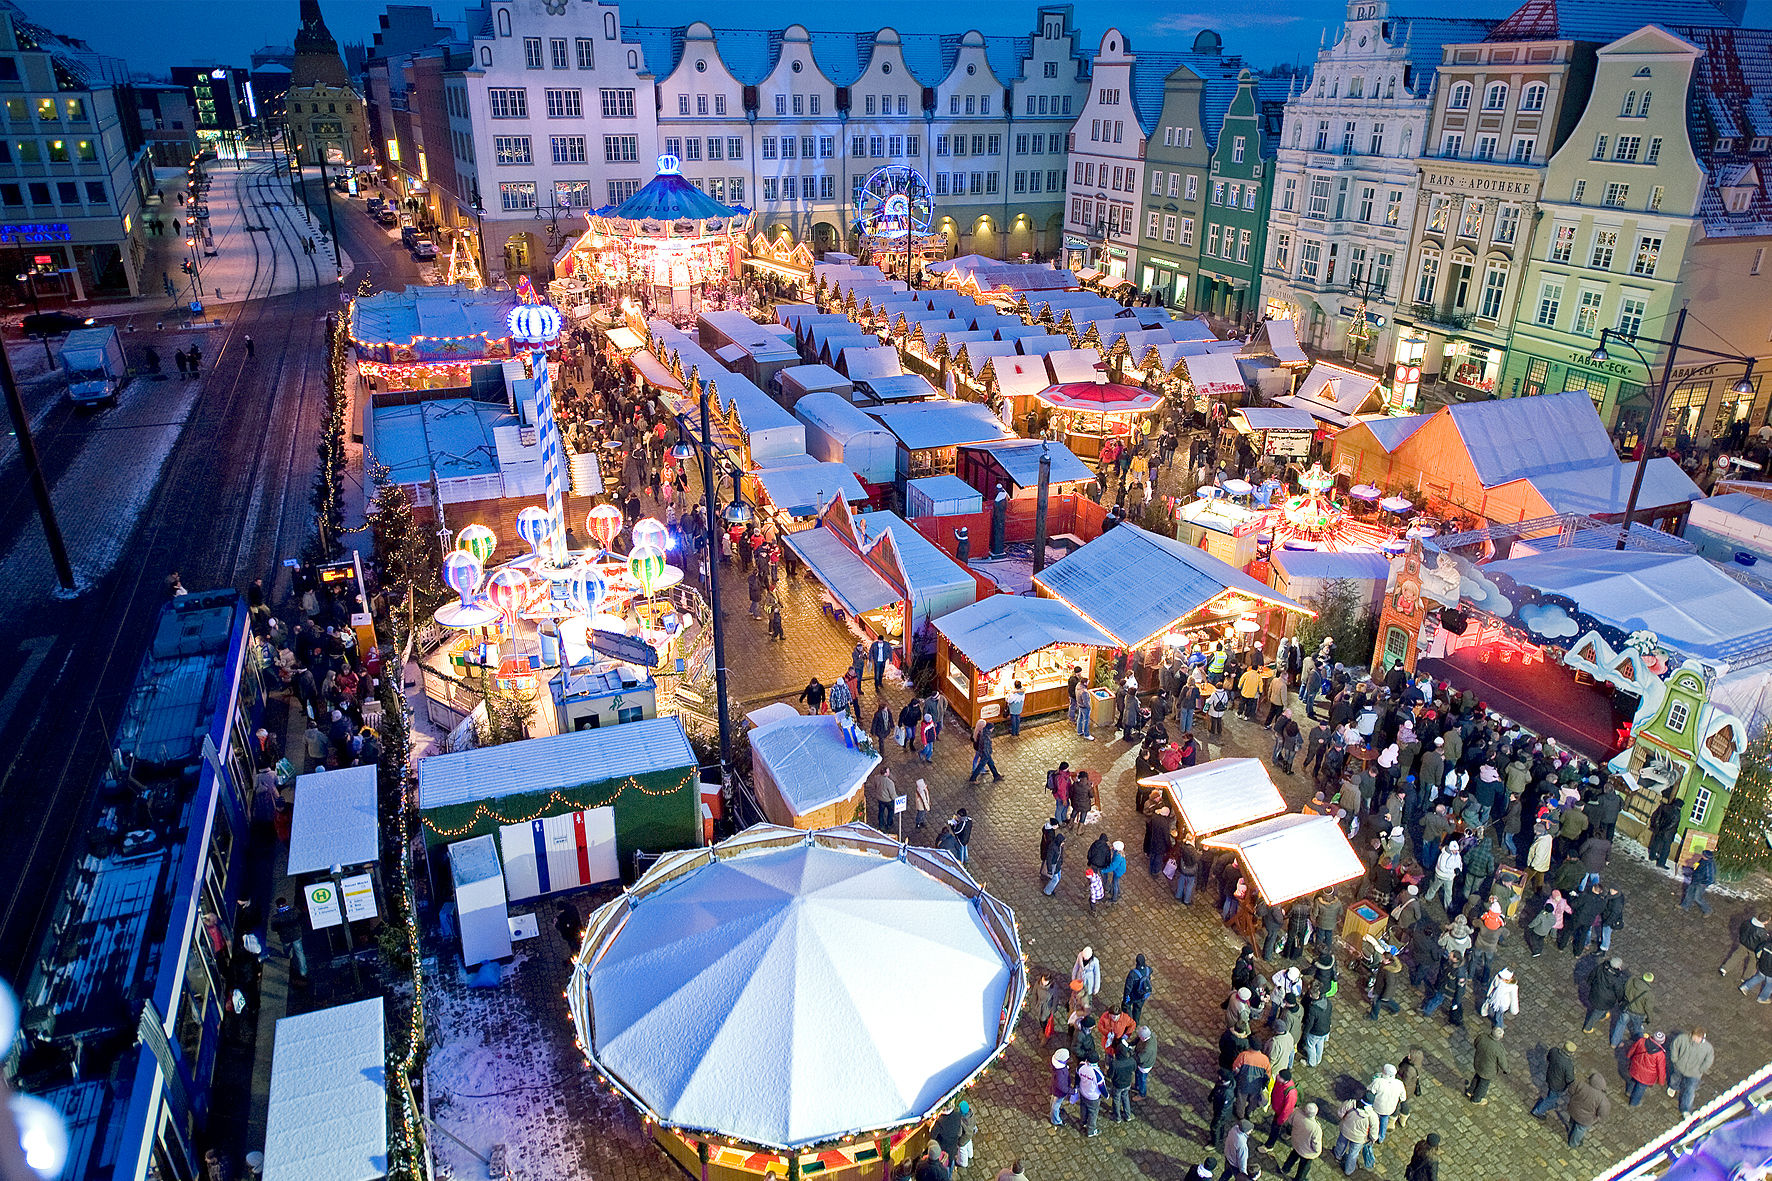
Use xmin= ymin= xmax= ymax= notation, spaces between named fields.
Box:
xmin=1163 ymin=858 xmax=1179 ymax=880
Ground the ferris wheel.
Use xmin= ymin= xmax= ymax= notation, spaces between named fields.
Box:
xmin=857 ymin=165 xmax=933 ymax=238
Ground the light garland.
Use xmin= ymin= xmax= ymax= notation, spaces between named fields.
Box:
xmin=419 ymin=775 xmax=695 ymax=839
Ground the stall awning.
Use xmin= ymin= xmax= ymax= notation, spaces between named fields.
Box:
xmin=629 ymin=350 xmax=684 ymax=393
xmin=1234 ymin=407 xmax=1317 ymax=432
xmin=782 ymin=527 xmax=902 ymax=617
xmin=1203 ymin=813 xmax=1366 ymax=906
xmin=933 ymin=595 xmax=1116 ymax=673
xmin=263 ymin=998 xmax=387 ymax=1181
xmin=287 ymin=765 xmax=380 ymax=877
xmin=1264 ymin=317 xmax=1309 ymax=365
xmin=753 ymin=461 xmax=869 ymax=517
xmin=604 ymin=325 xmax=646 ymax=354
xmin=1138 ymin=758 xmax=1287 ymax=839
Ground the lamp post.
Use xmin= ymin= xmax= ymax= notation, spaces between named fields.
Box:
xmin=672 ymin=385 xmax=740 ymax=780
xmin=1590 ymin=306 xmax=1758 ymax=549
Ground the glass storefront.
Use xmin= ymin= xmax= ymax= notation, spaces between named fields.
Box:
xmin=1440 ymin=340 xmax=1502 ymax=396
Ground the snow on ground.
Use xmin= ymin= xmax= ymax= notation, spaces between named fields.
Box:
xmin=423 ymin=901 xmax=673 ymax=1181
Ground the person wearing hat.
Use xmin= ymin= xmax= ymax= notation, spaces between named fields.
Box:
xmin=1191 ymin=1160 xmax=1220 ymax=1181
xmin=1583 ymin=956 xmax=1629 ymax=1035
xmin=1134 ymin=1025 xmax=1157 ymax=1098
xmin=1123 ymin=953 xmax=1154 ymax=1022
xmin=1563 ymin=1071 xmax=1612 ymax=1147
xmin=1626 ymin=1031 xmax=1668 ymax=1106
xmin=1390 ymin=883 xmax=1423 ymax=934
xmin=1285 ymin=1101 xmax=1322 ymax=1179
xmin=1533 ymin=1040 xmax=1579 ymax=1118
xmin=1368 ymin=1065 xmax=1406 ymax=1143
xmin=1369 ymin=953 xmax=1403 ymax=1022
xmin=1615 ymin=970 xmax=1655 ymax=1047
xmin=1403 ymin=1134 xmax=1440 ymax=1181
xmin=1222 ymin=1118 xmax=1255 ymax=1180
xmin=1480 ymin=967 xmax=1519 ymax=1031
xmin=1333 ymin=1093 xmax=1378 ymax=1174
xmin=1225 ymin=986 xmax=1254 ymax=1032
xmin=993 ymin=1160 xmax=1027 ymax=1181
xmin=1466 ymin=1026 xmax=1508 ymax=1105
xmin=1073 ymin=946 xmax=1102 ymax=1004
xmin=1049 ymin=1048 xmax=1073 ymax=1126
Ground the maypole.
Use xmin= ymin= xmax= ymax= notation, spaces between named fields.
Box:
xmin=508 ymin=278 xmax=566 ymax=562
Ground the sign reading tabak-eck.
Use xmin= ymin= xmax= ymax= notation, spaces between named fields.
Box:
xmin=0 ymin=223 xmax=71 ymax=245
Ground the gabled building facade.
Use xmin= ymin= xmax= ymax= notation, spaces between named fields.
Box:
xmin=1196 ymin=69 xmax=1291 ymax=325
xmin=1497 ymin=27 xmax=1706 ymax=433
xmin=1392 ymin=6 xmax=1597 ymax=405
xmin=1263 ymin=0 xmax=1496 ymax=365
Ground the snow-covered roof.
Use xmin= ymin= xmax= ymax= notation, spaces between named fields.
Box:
xmin=749 ymin=714 xmax=881 ymax=817
xmin=1444 ymin=390 xmax=1616 ymax=486
xmin=1203 ymin=813 xmax=1366 ymax=906
xmin=866 ymin=400 xmax=1012 ymax=450
xmin=964 ymin=438 xmax=1095 ymax=487
xmin=1138 ymin=758 xmax=1287 ymax=838
xmin=569 ymin=826 xmax=1023 ymax=1149
xmin=934 ymin=594 xmax=1116 ymax=672
xmin=263 ymin=998 xmax=387 ymax=1181
xmin=1521 ymin=458 xmax=1703 ymax=517
xmin=287 ymin=765 xmax=379 ymax=876
xmin=418 ymin=717 xmax=695 ymax=810
xmin=753 ymin=461 xmax=869 ymax=517
xmin=1279 ymin=361 xmax=1381 ymax=426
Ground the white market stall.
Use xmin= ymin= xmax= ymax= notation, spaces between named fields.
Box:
xmin=566 ymin=824 xmax=1024 ymax=1181
xmin=287 ymin=764 xmax=380 ymax=878
xmin=1137 ymin=757 xmax=1288 ymax=841
xmin=1203 ymin=812 xmax=1366 ymax=907
xmin=262 ymin=997 xmax=388 ymax=1181
xmin=748 ymin=713 xmax=882 ymax=829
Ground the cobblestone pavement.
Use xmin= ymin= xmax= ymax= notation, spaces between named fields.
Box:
xmin=445 ymin=668 xmax=1772 ymax=1181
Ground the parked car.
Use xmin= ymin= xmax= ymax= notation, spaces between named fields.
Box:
xmin=411 ymin=240 xmax=438 ymax=260
xmin=375 ymin=207 xmax=399 ymax=226
xmin=22 ymin=311 xmax=95 ymax=337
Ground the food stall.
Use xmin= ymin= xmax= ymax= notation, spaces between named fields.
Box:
xmin=932 ymin=594 xmax=1118 ymax=729
xmin=1031 ymin=382 xmax=1161 ymax=461
xmin=1202 ymin=813 xmax=1366 ymax=910
xmin=747 ymin=713 xmax=881 ymax=829
xmin=1231 ymin=407 xmax=1316 ymax=462
xmin=1137 ymin=758 xmax=1287 ymax=840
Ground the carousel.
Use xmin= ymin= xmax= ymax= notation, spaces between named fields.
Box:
xmin=1032 ymin=381 xmax=1162 ymax=461
xmin=552 ymin=154 xmax=754 ymax=314
xmin=1192 ymin=463 xmax=1427 ymax=558
xmin=855 ymin=165 xmax=948 ymax=279
xmin=566 ymin=824 xmax=1024 ymax=1181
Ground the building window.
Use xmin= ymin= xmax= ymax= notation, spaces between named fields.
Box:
xmin=1460 ymin=199 xmax=1483 ymax=238
xmin=1369 ymin=124 xmax=1384 ymax=155
xmin=1593 ymin=134 xmax=1608 ymax=160
xmin=1479 ymin=262 xmax=1508 ymax=319
xmin=1307 ymin=177 xmax=1330 ymax=218
xmin=1590 ymin=230 xmax=1617 ymax=270
xmin=762 ymin=178 xmax=778 ymax=201
xmin=1483 ymin=82 xmax=1508 ymax=111
xmin=1617 ymin=295 xmax=1646 ymax=336
xmin=603 ymin=134 xmax=638 ymax=162
xmin=1415 ymin=249 xmax=1441 ymax=303
xmin=1495 ymin=203 xmax=1520 ymax=245
xmin=1449 ymin=82 xmax=1471 ymax=110
xmin=549 ymin=135 xmax=585 ymax=164
xmin=1299 ymin=239 xmax=1322 ymax=280
xmin=1690 ymin=784 xmax=1711 ymax=827
xmin=1572 ymin=179 xmax=1586 ymax=203
xmin=1147 ymin=210 xmax=1160 ymax=238
xmin=1186 ymin=174 xmax=1198 ymax=200
xmin=545 ymin=88 xmax=583 ymax=119
xmin=1315 ymin=121 xmax=1329 ymax=151
xmin=524 ymin=38 xmax=544 ymax=69
xmin=1427 ymin=195 xmax=1450 ymax=233
xmin=1475 ymin=135 xmax=1497 ymax=161
xmin=489 ymin=88 xmax=528 ymax=119
xmin=1342 ymin=121 xmax=1356 ymax=154
xmin=1386 ymin=190 xmax=1403 ymax=226
xmin=1349 ymin=245 xmax=1368 ymax=285
xmin=1522 ymin=82 xmax=1545 ymax=111
xmin=1238 ymin=229 xmax=1251 ymax=263
xmin=1273 ymin=231 xmax=1289 ymax=268
xmin=1536 ymin=282 xmax=1563 ymax=326
xmin=1162 ymin=214 xmax=1176 ymax=242
xmin=84 ymin=180 xmax=104 ymax=203
xmin=576 ymin=38 xmax=595 ymax=69
xmin=1510 ymin=135 xmax=1536 ymax=163
xmin=1522 ymin=356 xmax=1549 ymax=397
xmin=1232 ymin=135 xmax=1246 ymax=163
xmin=1550 ymin=224 xmax=1575 ymax=262
xmin=678 ymin=94 xmax=690 ymax=115
xmin=1633 ymin=235 xmax=1663 ymax=276
xmin=1441 ymin=132 xmax=1463 ymax=158
xmin=500 ymin=181 xmax=537 ymax=210
xmin=1180 ymin=217 xmax=1195 ymax=246
xmin=1649 ymin=185 xmax=1663 ymax=211
xmin=1615 ymin=136 xmax=1641 ymax=163
xmin=761 ymin=138 xmax=776 ymax=160
xmin=1574 ymin=289 xmax=1604 ymax=335
xmin=1374 ymin=251 xmax=1394 ymax=293
xmin=1563 ymin=371 xmax=1607 ymax=407
xmin=549 ymin=37 xmax=569 ymax=69
xmin=1667 ymin=699 xmax=1689 ymax=733
xmin=1207 ymin=224 xmax=1221 ymax=256
xmin=1212 ymin=179 xmax=1225 ymax=206
xmin=493 ymin=136 xmax=532 ymax=165
xmin=1602 ymin=182 xmax=1629 ymax=208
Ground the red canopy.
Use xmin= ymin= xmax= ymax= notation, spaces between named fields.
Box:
xmin=1036 ymin=382 xmax=1161 ymax=414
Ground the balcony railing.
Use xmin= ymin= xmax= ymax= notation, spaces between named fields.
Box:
xmin=1408 ymin=302 xmax=1477 ymax=331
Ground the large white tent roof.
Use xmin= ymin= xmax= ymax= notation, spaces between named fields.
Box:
xmin=1138 ymin=758 xmax=1287 ymax=838
xmin=1204 ymin=813 xmax=1366 ymax=906
xmin=570 ymin=826 xmax=1021 ymax=1149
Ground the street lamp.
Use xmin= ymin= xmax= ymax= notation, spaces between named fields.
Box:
xmin=1590 ymin=307 xmax=1758 ymax=549
xmin=672 ymin=388 xmax=738 ymax=783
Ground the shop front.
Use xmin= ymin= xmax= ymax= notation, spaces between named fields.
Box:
xmin=1139 ymin=254 xmax=1190 ymax=310
xmin=933 ymin=595 xmax=1117 ymax=730
xmin=1439 ymin=337 xmax=1504 ymax=399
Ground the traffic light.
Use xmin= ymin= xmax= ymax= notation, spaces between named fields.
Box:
xmin=181 ymin=259 xmax=192 ymax=274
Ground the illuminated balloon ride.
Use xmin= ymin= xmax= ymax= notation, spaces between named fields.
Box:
xmin=628 ymin=545 xmax=668 ymax=598
xmin=514 ymin=505 xmax=556 ymax=567
xmin=484 ymin=566 xmax=531 ymax=629
xmin=632 ymin=516 xmax=670 ymax=555
xmin=456 ymin=523 xmax=497 ymax=563
xmin=435 ymin=549 xmax=500 ymax=628
xmin=586 ymin=504 xmax=623 ymax=555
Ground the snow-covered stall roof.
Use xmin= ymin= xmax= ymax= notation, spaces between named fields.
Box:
xmin=1138 ymin=758 xmax=1288 ymax=838
xmin=286 ymin=764 xmax=380 ymax=876
xmin=263 ymin=998 xmax=387 ymax=1181
xmin=1203 ymin=813 xmax=1366 ymax=906
xmin=749 ymin=714 xmax=882 ymax=819
xmin=933 ymin=594 xmax=1116 ymax=673
xmin=567 ymin=825 xmax=1023 ymax=1150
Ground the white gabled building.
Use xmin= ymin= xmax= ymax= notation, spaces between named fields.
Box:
xmin=1261 ymin=0 xmax=1496 ymax=365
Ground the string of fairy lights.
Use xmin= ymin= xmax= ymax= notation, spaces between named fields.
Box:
xmin=419 ymin=776 xmax=694 ymax=840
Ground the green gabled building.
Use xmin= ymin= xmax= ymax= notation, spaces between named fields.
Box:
xmin=1198 ymin=70 xmax=1292 ymax=326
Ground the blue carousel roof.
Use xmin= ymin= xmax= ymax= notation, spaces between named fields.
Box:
xmin=596 ymin=162 xmax=745 ymax=223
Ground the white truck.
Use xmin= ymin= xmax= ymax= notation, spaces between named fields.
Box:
xmin=61 ymin=326 xmax=127 ymax=408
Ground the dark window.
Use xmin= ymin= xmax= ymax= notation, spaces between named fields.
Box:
xmin=0 ymin=184 xmax=20 ymax=206
xmin=0 ymin=59 xmax=18 ymax=81
xmin=57 ymin=181 xmax=77 ymax=203
xmin=85 ymin=181 xmax=105 ymax=203
xmin=27 ymin=182 xmax=48 ymax=204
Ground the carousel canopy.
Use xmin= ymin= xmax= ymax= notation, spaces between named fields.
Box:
xmin=1035 ymin=382 xmax=1160 ymax=414
xmin=599 ymin=162 xmax=746 ymax=223
xmin=570 ymin=827 xmax=1022 ymax=1150
xmin=1138 ymin=758 xmax=1287 ymax=839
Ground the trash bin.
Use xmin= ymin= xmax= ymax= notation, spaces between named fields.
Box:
xmin=1089 ymin=686 xmax=1117 ymax=729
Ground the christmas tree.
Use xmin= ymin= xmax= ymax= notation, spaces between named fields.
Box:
xmin=1716 ymin=727 xmax=1772 ymax=874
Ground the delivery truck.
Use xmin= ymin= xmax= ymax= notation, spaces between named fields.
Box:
xmin=60 ymin=325 xmax=127 ymax=409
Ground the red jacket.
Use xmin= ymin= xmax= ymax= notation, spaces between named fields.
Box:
xmin=1270 ymin=1076 xmax=1298 ymax=1124
xmin=1628 ymin=1038 xmax=1668 ymax=1087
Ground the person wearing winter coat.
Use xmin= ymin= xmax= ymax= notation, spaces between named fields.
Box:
xmin=1048 ymin=1049 xmax=1074 ymax=1126
xmin=1367 ymin=1065 xmax=1407 ymax=1143
xmin=1333 ymin=1095 xmax=1378 ymax=1175
xmin=1265 ymin=1068 xmax=1299 ymax=1150
xmin=1266 ymin=1024 xmax=1298 ymax=1077
xmin=1404 ymin=1134 xmax=1441 ymax=1181
xmin=1532 ymin=1040 xmax=1579 ymax=1118
xmin=1626 ymin=1032 xmax=1669 ymax=1106
xmin=1668 ymin=1028 xmax=1715 ymax=1116
xmin=1073 ymin=947 xmax=1102 ymax=1004
xmin=1524 ymin=889 xmax=1570 ymax=957
xmin=1584 ymin=956 xmax=1629 ymax=1034
xmin=1563 ymin=1072 xmax=1611 ymax=1147
xmin=1286 ymin=1102 xmax=1323 ymax=1180
xmin=1467 ymin=1026 xmax=1509 ymax=1103
xmin=1301 ymin=989 xmax=1334 ymax=1066
xmin=1134 ymin=1026 xmax=1157 ymax=1097
xmin=1481 ymin=968 xmax=1520 ymax=1031
xmin=1123 ymin=954 xmax=1154 ymax=1022
xmin=1615 ymin=971 xmax=1655 ymax=1047
xmin=1222 ymin=1119 xmax=1255 ymax=1181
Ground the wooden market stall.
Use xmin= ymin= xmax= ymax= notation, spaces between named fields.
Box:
xmin=1204 ymin=813 xmax=1367 ymax=945
xmin=932 ymin=594 xmax=1118 ymax=729
xmin=747 ymin=713 xmax=882 ymax=829
xmin=1136 ymin=758 xmax=1287 ymax=842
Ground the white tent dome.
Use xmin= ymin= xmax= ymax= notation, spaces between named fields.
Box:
xmin=568 ymin=826 xmax=1022 ymax=1150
